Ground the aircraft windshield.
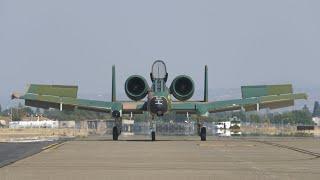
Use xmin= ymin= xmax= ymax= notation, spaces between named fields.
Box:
xmin=151 ymin=60 xmax=167 ymax=79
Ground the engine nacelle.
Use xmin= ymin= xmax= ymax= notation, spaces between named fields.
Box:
xmin=125 ymin=75 xmax=149 ymax=101
xmin=170 ymin=75 xmax=194 ymax=101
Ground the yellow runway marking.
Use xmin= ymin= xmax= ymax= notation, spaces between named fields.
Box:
xmin=41 ymin=143 xmax=59 ymax=150
xmin=42 ymin=142 xmax=66 ymax=152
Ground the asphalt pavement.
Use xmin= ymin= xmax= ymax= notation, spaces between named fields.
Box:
xmin=0 ymin=141 xmax=60 ymax=168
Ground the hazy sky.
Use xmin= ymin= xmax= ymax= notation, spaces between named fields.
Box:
xmin=0 ymin=0 xmax=319 ymax=101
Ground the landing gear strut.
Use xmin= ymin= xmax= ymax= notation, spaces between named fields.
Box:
xmin=200 ymin=127 xmax=206 ymax=141
xmin=112 ymin=111 xmax=122 ymax=141
xmin=150 ymin=116 xmax=156 ymax=141
xmin=151 ymin=131 xmax=156 ymax=141
xmin=197 ymin=119 xmax=206 ymax=141
xmin=113 ymin=126 xmax=119 ymax=140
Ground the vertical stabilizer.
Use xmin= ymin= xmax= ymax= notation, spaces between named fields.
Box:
xmin=204 ymin=65 xmax=208 ymax=102
xmin=112 ymin=65 xmax=116 ymax=102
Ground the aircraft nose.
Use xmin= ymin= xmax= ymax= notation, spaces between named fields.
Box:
xmin=149 ymin=97 xmax=168 ymax=116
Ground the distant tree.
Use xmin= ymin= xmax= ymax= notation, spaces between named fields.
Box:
xmin=262 ymin=114 xmax=271 ymax=124
xmin=231 ymin=110 xmax=247 ymax=122
xmin=11 ymin=108 xmax=24 ymax=121
xmin=24 ymin=107 xmax=34 ymax=116
xmin=272 ymin=108 xmax=313 ymax=125
xmin=35 ymin=108 xmax=41 ymax=115
xmin=312 ymin=101 xmax=320 ymax=117
xmin=6 ymin=104 xmax=36 ymax=121
xmin=249 ymin=114 xmax=260 ymax=123
xmin=18 ymin=102 xmax=23 ymax=108
xmin=302 ymin=105 xmax=312 ymax=119
xmin=0 ymin=104 xmax=2 ymax=114
xmin=302 ymin=105 xmax=311 ymax=115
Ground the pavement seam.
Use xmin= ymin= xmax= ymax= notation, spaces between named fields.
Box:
xmin=251 ymin=140 xmax=320 ymax=158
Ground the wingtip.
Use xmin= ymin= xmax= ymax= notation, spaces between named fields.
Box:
xmin=11 ymin=92 xmax=20 ymax=100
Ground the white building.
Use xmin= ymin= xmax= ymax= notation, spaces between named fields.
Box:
xmin=9 ymin=120 xmax=59 ymax=128
xmin=0 ymin=120 xmax=7 ymax=127
xmin=312 ymin=117 xmax=320 ymax=126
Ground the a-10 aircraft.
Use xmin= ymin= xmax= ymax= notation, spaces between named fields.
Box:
xmin=12 ymin=60 xmax=307 ymax=141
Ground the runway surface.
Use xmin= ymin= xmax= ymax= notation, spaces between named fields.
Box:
xmin=0 ymin=136 xmax=320 ymax=180
xmin=0 ymin=141 xmax=58 ymax=168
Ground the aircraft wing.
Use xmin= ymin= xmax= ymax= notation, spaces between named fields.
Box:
xmin=11 ymin=84 xmax=134 ymax=113
xmin=172 ymin=84 xmax=307 ymax=116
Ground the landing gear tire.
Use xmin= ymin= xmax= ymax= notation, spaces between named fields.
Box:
xmin=200 ymin=127 xmax=206 ymax=141
xmin=151 ymin=131 xmax=156 ymax=141
xmin=113 ymin=127 xmax=118 ymax=141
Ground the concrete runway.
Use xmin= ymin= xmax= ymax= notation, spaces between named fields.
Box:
xmin=0 ymin=136 xmax=320 ymax=180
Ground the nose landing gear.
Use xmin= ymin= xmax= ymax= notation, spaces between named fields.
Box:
xmin=150 ymin=116 xmax=157 ymax=141
xmin=151 ymin=131 xmax=156 ymax=141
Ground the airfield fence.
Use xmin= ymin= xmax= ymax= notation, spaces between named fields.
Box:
xmin=1 ymin=120 xmax=319 ymax=141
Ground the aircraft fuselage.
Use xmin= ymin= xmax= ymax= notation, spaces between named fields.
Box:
xmin=147 ymin=60 xmax=172 ymax=116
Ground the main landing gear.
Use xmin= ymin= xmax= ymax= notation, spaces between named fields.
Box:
xmin=112 ymin=123 xmax=122 ymax=141
xmin=112 ymin=111 xmax=122 ymax=141
xmin=113 ymin=126 xmax=119 ymax=140
xmin=200 ymin=127 xmax=206 ymax=141
xmin=197 ymin=119 xmax=206 ymax=141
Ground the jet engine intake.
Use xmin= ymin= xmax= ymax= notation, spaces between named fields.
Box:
xmin=170 ymin=75 xmax=194 ymax=101
xmin=125 ymin=75 xmax=148 ymax=101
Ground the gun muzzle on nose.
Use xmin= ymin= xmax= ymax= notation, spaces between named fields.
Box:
xmin=149 ymin=97 xmax=168 ymax=116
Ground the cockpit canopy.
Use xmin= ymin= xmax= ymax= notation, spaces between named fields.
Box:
xmin=150 ymin=60 xmax=168 ymax=82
